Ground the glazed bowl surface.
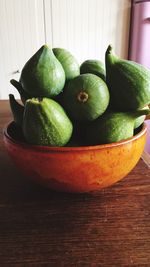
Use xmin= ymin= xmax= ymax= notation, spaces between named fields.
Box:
xmin=3 ymin=122 xmax=147 ymax=193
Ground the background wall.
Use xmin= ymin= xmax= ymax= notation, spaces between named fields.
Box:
xmin=0 ymin=0 xmax=131 ymax=99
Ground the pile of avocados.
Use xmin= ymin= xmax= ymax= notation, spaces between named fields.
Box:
xmin=9 ymin=44 xmax=150 ymax=147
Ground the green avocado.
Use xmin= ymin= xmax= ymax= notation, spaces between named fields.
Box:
xmin=105 ymin=45 xmax=150 ymax=111
xmin=53 ymin=48 xmax=80 ymax=81
xmin=20 ymin=45 xmax=65 ymax=98
xmin=63 ymin=73 xmax=110 ymax=121
xmin=9 ymin=94 xmax=24 ymax=127
xmin=80 ymin=59 xmax=106 ymax=81
xmin=86 ymin=109 xmax=150 ymax=145
xmin=23 ymin=98 xmax=73 ymax=146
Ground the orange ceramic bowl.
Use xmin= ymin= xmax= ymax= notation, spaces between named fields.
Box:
xmin=3 ymin=121 xmax=147 ymax=193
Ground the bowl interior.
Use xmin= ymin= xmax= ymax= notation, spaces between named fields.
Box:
xmin=4 ymin=121 xmax=146 ymax=152
xmin=6 ymin=122 xmax=26 ymax=142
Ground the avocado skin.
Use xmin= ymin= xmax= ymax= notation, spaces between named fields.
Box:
xmin=63 ymin=73 xmax=110 ymax=121
xmin=53 ymin=48 xmax=80 ymax=81
xmin=80 ymin=59 xmax=106 ymax=81
xmin=23 ymin=98 xmax=73 ymax=146
xmin=105 ymin=45 xmax=150 ymax=111
xmin=20 ymin=45 xmax=65 ymax=98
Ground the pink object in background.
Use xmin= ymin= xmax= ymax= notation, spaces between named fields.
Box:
xmin=129 ymin=0 xmax=150 ymax=69
xmin=145 ymin=120 xmax=150 ymax=153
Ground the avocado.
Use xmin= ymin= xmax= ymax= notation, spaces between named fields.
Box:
xmin=63 ymin=73 xmax=110 ymax=121
xmin=53 ymin=48 xmax=80 ymax=82
xmin=23 ymin=97 xmax=73 ymax=146
xmin=105 ymin=45 xmax=150 ymax=111
xmin=80 ymin=59 xmax=106 ymax=81
xmin=86 ymin=109 xmax=150 ymax=145
xmin=20 ymin=45 xmax=65 ymax=98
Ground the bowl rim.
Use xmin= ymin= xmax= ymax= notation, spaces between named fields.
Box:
xmin=3 ymin=121 xmax=147 ymax=152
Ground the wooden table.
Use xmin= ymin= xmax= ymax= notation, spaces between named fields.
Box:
xmin=0 ymin=100 xmax=150 ymax=266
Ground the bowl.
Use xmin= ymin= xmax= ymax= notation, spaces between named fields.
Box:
xmin=3 ymin=121 xmax=147 ymax=193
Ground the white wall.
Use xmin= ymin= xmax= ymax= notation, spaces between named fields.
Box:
xmin=0 ymin=0 xmax=45 ymax=99
xmin=45 ymin=0 xmax=131 ymax=63
xmin=0 ymin=0 xmax=131 ymax=99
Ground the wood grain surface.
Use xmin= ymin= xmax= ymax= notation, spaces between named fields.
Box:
xmin=0 ymin=100 xmax=150 ymax=267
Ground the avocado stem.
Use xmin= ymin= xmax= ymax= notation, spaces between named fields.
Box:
xmin=10 ymin=79 xmax=30 ymax=104
xmin=38 ymin=97 xmax=43 ymax=102
xmin=10 ymin=79 xmax=23 ymax=94
xmin=106 ymin=45 xmax=113 ymax=55
xmin=9 ymin=94 xmax=24 ymax=126
xmin=132 ymin=109 xmax=150 ymax=118
xmin=105 ymin=44 xmax=118 ymax=66
xmin=77 ymin=91 xmax=89 ymax=103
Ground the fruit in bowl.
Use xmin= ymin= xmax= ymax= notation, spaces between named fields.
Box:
xmin=4 ymin=44 xmax=150 ymax=193
xmin=3 ymin=121 xmax=147 ymax=193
